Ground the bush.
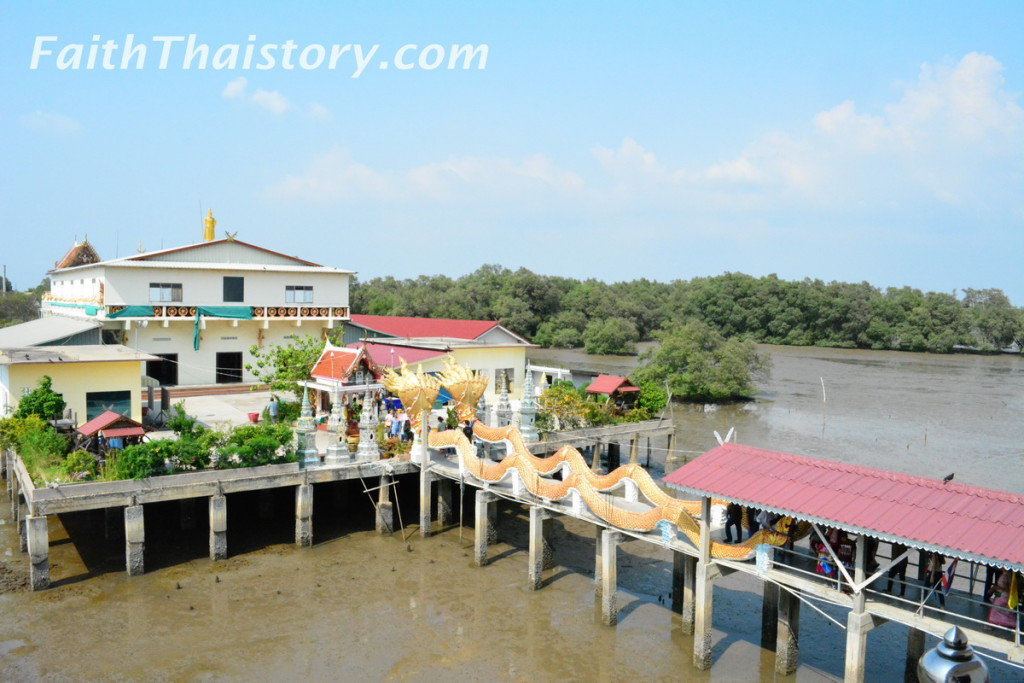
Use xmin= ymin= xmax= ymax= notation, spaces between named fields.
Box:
xmin=63 ymin=449 xmax=98 ymax=480
xmin=106 ymin=443 xmax=165 ymax=480
xmin=20 ymin=427 xmax=70 ymax=482
xmin=219 ymin=422 xmax=294 ymax=467
xmin=15 ymin=376 xmax=66 ymax=421
xmin=0 ymin=415 xmax=48 ymax=451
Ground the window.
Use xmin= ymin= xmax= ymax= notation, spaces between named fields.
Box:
xmin=85 ymin=390 xmax=131 ymax=421
xmin=149 ymin=283 xmax=183 ymax=302
xmin=285 ymin=285 xmax=313 ymax=303
xmin=216 ymin=352 xmax=244 ymax=383
xmin=223 ymin=276 xmax=244 ymax=302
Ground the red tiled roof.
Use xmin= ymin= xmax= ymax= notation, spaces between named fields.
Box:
xmin=585 ymin=374 xmax=640 ymax=394
xmin=100 ymin=426 xmax=146 ymax=438
xmin=310 ymin=345 xmax=363 ymax=381
xmin=663 ymin=443 xmax=1024 ymax=570
xmin=356 ymin=341 xmax=446 ymax=368
xmin=77 ymin=410 xmax=142 ymax=437
xmin=349 ymin=314 xmax=499 ymax=340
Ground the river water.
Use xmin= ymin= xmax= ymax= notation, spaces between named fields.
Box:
xmin=1 ymin=346 xmax=1022 ymax=681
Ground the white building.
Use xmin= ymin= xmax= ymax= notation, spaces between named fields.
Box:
xmin=41 ymin=231 xmax=352 ymax=386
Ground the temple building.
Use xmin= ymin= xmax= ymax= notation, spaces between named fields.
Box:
xmin=40 ymin=216 xmax=353 ymax=387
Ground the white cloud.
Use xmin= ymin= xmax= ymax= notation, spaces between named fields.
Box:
xmin=20 ymin=111 xmax=80 ymax=135
xmin=222 ymin=77 xmax=248 ymax=99
xmin=250 ymin=89 xmax=290 ymax=115
xmin=309 ymin=103 xmax=330 ymax=121
xmin=221 ymin=78 xmax=291 ymax=115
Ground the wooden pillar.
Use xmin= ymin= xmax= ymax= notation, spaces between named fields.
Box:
xmin=209 ymin=494 xmax=227 ymax=560
xmin=376 ymin=475 xmax=394 ymax=535
xmin=436 ymin=478 xmax=453 ymax=528
xmin=26 ymin=515 xmax=49 ymax=591
xmin=600 ymin=529 xmax=621 ymax=626
xmin=672 ymin=551 xmax=697 ymax=634
xmin=761 ymin=581 xmax=780 ymax=649
xmin=295 ymin=484 xmax=313 ymax=547
xmin=904 ymin=627 xmax=926 ymax=683
xmin=124 ymin=504 xmax=145 ymax=576
xmin=528 ymin=506 xmax=553 ymax=590
xmin=776 ymin=587 xmax=800 ymax=675
xmin=693 ymin=495 xmax=715 ymax=670
xmin=474 ymin=490 xmax=497 ymax=567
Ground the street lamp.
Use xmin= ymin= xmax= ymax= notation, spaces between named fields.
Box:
xmin=918 ymin=626 xmax=989 ymax=682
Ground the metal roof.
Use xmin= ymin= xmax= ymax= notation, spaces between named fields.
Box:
xmin=0 ymin=345 xmax=159 ymax=365
xmin=77 ymin=410 xmax=145 ymax=437
xmin=0 ymin=317 xmax=101 ymax=347
xmin=586 ymin=374 xmax=640 ymax=394
xmin=663 ymin=443 xmax=1024 ymax=572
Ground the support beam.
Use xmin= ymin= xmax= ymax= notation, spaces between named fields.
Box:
xmin=473 ymin=491 xmax=497 ymax=567
xmin=376 ymin=475 xmax=394 ymax=535
xmin=776 ymin=587 xmax=801 ymax=675
xmin=693 ymin=496 xmax=715 ymax=670
xmin=761 ymin=581 xmax=780 ymax=650
xmin=295 ymin=484 xmax=313 ymax=547
xmin=209 ymin=494 xmax=227 ymax=560
xmin=528 ymin=506 xmax=553 ymax=590
xmin=904 ymin=627 xmax=926 ymax=683
xmin=672 ymin=552 xmax=697 ymax=635
xmin=419 ymin=469 xmax=432 ymax=537
xmin=628 ymin=437 xmax=639 ymax=465
xmin=124 ymin=504 xmax=145 ymax=576
xmin=844 ymin=611 xmax=873 ymax=682
xmin=594 ymin=524 xmax=604 ymax=597
xmin=600 ymin=529 xmax=621 ymax=626
xmin=26 ymin=515 xmax=49 ymax=591
xmin=436 ymin=478 xmax=454 ymax=528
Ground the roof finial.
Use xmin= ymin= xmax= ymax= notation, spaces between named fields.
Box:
xmin=203 ymin=209 xmax=216 ymax=242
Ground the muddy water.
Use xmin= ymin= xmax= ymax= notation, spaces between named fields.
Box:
xmin=1 ymin=345 xmax=1022 ymax=681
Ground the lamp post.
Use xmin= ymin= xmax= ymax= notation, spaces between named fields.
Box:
xmin=917 ymin=626 xmax=989 ymax=682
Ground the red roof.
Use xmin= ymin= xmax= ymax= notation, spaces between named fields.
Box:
xmin=357 ymin=341 xmax=446 ymax=368
xmin=101 ymin=426 xmax=146 ymax=438
xmin=310 ymin=344 xmax=377 ymax=382
xmin=663 ymin=443 xmax=1024 ymax=571
xmin=77 ymin=410 xmax=144 ymax=437
xmin=349 ymin=314 xmax=499 ymax=340
xmin=585 ymin=374 xmax=640 ymax=394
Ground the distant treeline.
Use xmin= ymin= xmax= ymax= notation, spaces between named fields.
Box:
xmin=352 ymin=267 xmax=1023 ymax=355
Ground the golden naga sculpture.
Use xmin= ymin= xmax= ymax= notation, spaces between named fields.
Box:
xmin=381 ymin=360 xmax=440 ymax=429
xmin=436 ymin=355 xmax=487 ymax=422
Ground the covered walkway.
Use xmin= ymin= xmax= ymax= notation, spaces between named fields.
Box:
xmin=664 ymin=442 xmax=1024 ymax=681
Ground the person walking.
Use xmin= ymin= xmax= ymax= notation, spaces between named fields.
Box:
xmin=724 ymin=503 xmax=743 ymax=543
xmin=885 ymin=542 xmax=910 ymax=597
xmin=265 ymin=396 xmax=279 ymax=424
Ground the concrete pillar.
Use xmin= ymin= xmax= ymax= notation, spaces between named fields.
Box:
xmin=419 ymin=468 xmax=432 ymax=537
xmin=904 ymin=627 xmax=926 ymax=683
xmin=436 ymin=478 xmax=454 ymax=528
xmin=844 ymin=611 xmax=872 ymax=683
xmin=125 ymin=504 xmax=145 ymax=576
xmin=776 ymin=587 xmax=800 ymax=675
xmin=594 ymin=524 xmax=604 ymax=597
xmin=376 ymin=475 xmax=394 ymax=535
xmin=628 ymin=437 xmax=639 ymax=465
xmin=180 ymin=497 xmax=197 ymax=531
xmin=600 ymin=529 xmax=621 ymax=626
xmin=761 ymin=581 xmax=780 ymax=650
xmin=295 ymin=484 xmax=313 ymax=547
xmin=607 ymin=442 xmax=620 ymax=471
xmin=672 ymin=551 xmax=697 ymax=634
xmin=26 ymin=515 xmax=49 ymax=591
xmin=590 ymin=444 xmax=602 ymax=473
xmin=528 ymin=506 xmax=553 ymax=590
xmin=473 ymin=491 xmax=497 ymax=567
xmin=209 ymin=494 xmax=227 ymax=560
xmin=10 ymin=472 xmax=19 ymax=521
xmin=693 ymin=496 xmax=715 ymax=670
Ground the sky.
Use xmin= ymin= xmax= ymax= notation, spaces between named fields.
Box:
xmin=3 ymin=1 xmax=1023 ymax=303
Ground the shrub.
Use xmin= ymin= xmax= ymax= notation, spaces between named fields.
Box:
xmin=63 ymin=449 xmax=98 ymax=480
xmin=14 ymin=376 xmax=66 ymax=421
xmin=0 ymin=415 xmax=48 ymax=450
xmin=108 ymin=442 xmax=165 ymax=480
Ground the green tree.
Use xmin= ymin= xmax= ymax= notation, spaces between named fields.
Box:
xmin=583 ymin=317 xmax=639 ymax=355
xmin=632 ymin=320 xmax=770 ymax=401
xmin=245 ymin=335 xmax=325 ymax=398
xmin=963 ymin=288 xmax=1019 ymax=350
xmin=15 ymin=376 xmax=66 ymax=421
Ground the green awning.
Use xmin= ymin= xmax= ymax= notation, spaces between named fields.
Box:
xmin=193 ymin=306 xmax=253 ymax=350
xmin=108 ymin=305 xmax=155 ymax=319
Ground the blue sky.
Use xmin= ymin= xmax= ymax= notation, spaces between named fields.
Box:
xmin=3 ymin=2 xmax=1023 ymax=303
